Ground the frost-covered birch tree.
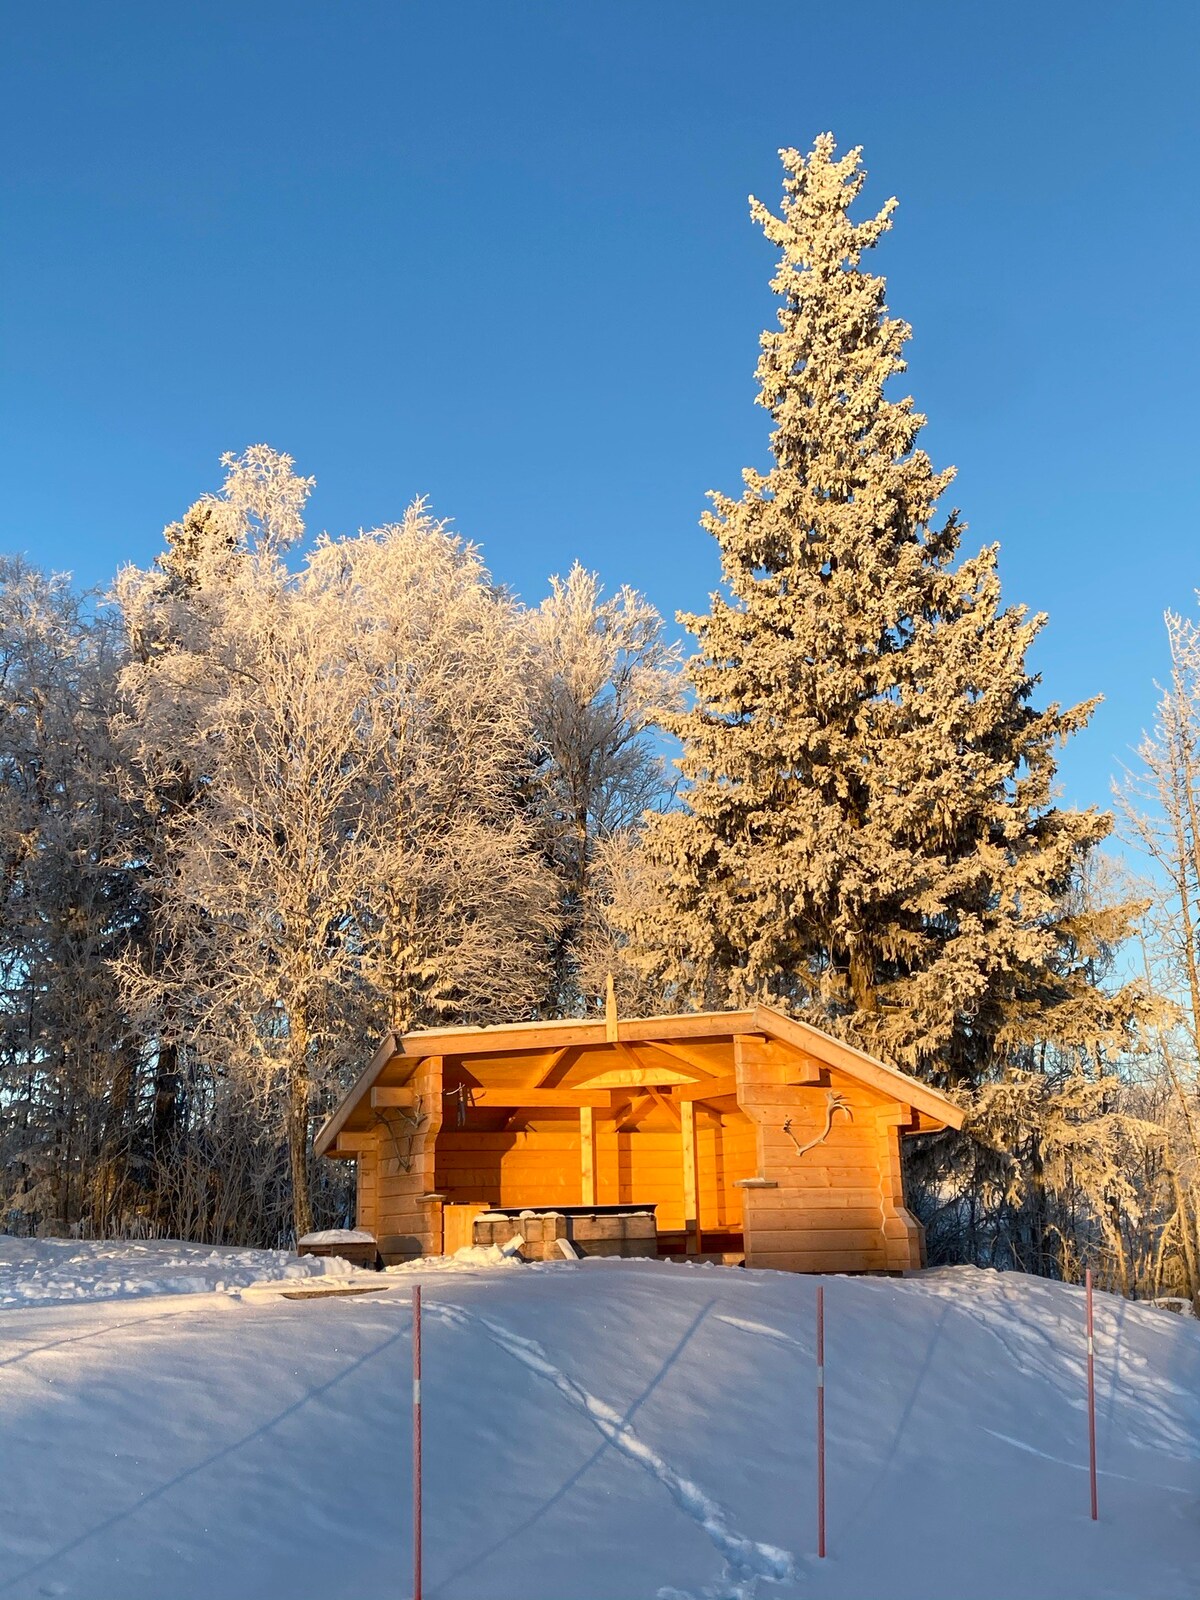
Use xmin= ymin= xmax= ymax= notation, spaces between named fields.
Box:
xmin=528 ymin=564 xmax=680 ymax=1012
xmin=115 ymin=452 xmax=558 ymax=1237
xmin=318 ymin=510 xmax=560 ymax=1034
xmin=641 ymin=136 xmax=1144 ymax=1087
xmin=1115 ymin=608 xmax=1200 ymax=1303
xmin=116 ymin=451 xmax=352 ymax=1238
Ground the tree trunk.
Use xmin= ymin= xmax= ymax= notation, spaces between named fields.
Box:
xmin=288 ymin=1066 xmax=314 ymax=1241
xmin=848 ymin=944 xmax=877 ymax=1014
xmin=1107 ymin=1198 xmax=1132 ymax=1297
xmin=1169 ymin=1169 xmax=1200 ymax=1311
xmin=102 ymin=1041 xmax=138 ymax=1231
xmin=153 ymin=1039 xmax=182 ymax=1152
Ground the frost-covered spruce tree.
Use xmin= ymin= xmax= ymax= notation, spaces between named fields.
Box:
xmin=647 ymin=136 xmax=1142 ymax=1086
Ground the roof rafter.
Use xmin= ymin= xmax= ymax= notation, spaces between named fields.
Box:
xmin=529 ymin=1045 xmax=579 ymax=1089
xmin=632 ymin=1039 xmax=720 ymax=1078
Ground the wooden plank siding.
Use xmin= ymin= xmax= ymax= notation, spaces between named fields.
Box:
xmin=434 ymin=1128 xmax=583 ymax=1211
xmin=422 ymin=1117 xmax=757 ymax=1239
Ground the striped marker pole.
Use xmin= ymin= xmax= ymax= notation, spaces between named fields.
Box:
xmin=816 ymin=1284 xmax=826 ymax=1558
xmin=413 ymin=1284 xmax=423 ymax=1599
xmin=1086 ymin=1269 xmax=1098 ymax=1521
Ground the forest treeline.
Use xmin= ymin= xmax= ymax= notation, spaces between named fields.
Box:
xmin=3 ymin=138 xmax=1197 ymax=1307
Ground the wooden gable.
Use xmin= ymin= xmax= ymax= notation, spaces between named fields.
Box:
xmin=315 ymin=1005 xmax=963 ymax=1157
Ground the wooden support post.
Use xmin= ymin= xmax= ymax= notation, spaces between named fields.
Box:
xmin=605 ymin=972 xmax=618 ymax=1041
xmin=681 ymin=1099 xmax=699 ymax=1254
xmin=580 ymin=1106 xmax=597 ymax=1205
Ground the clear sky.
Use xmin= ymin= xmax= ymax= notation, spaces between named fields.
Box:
xmin=2 ymin=2 xmax=1197 ymax=813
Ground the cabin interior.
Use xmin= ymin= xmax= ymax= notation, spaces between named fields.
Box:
xmin=430 ymin=1047 xmax=757 ymax=1258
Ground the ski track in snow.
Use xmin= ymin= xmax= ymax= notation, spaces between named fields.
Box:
xmin=714 ymin=1314 xmax=805 ymax=1351
xmin=431 ymin=1301 xmax=794 ymax=1600
xmin=982 ymin=1428 xmax=1193 ymax=1493
xmin=915 ymin=1276 xmax=1200 ymax=1462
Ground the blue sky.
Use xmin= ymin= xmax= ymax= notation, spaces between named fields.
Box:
xmin=2 ymin=2 xmax=1197 ymax=814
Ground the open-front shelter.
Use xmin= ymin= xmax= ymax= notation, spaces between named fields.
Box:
xmin=314 ymin=1003 xmax=964 ymax=1273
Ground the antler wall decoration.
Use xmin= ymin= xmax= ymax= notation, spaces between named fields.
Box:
xmin=782 ymin=1091 xmax=853 ymax=1157
xmin=375 ymin=1094 xmax=428 ymax=1174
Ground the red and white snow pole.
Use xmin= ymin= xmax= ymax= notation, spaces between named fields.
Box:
xmin=413 ymin=1284 xmax=423 ymax=1599
xmin=816 ymin=1284 xmax=826 ymax=1559
xmin=1086 ymin=1268 xmax=1098 ymax=1522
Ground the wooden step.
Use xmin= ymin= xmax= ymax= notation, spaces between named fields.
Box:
xmin=661 ymin=1252 xmax=746 ymax=1267
xmin=278 ymin=1284 xmax=392 ymax=1300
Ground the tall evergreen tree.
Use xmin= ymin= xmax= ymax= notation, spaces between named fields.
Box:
xmin=645 ymin=135 xmax=1142 ymax=1086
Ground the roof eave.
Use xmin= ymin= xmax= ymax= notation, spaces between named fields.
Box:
xmin=313 ymin=1029 xmax=397 ymax=1156
xmin=753 ymin=1004 xmax=966 ymax=1131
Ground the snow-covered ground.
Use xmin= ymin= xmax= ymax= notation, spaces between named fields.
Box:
xmin=0 ymin=1244 xmax=1195 ymax=1600
xmin=0 ymin=1235 xmax=353 ymax=1309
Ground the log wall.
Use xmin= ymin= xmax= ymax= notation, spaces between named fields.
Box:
xmin=373 ymin=1054 xmax=444 ymax=1264
xmin=715 ymin=1114 xmax=758 ymax=1230
xmin=596 ymin=1129 xmax=683 ymax=1230
xmin=735 ymin=1033 xmax=924 ymax=1273
xmin=428 ymin=1118 xmax=759 ymax=1238
xmin=435 ymin=1127 xmax=582 ymax=1211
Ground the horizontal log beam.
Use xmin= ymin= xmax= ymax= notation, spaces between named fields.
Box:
xmin=572 ymin=1067 xmax=698 ymax=1089
xmin=371 ymin=1087 xmax=417 ymax=1109
xmin=332 ymin=1132 xmax=377 ymax=1154
xmin=466 ymin=1088 xmax=612 ymax=1109
xmin=784 ymin=1052 xmax=826 ymax=1085
xmin=385 ymin=1011 xmax=760 ymax=1062
xmin=674 ymin=1076 xmax=738 ymax=1102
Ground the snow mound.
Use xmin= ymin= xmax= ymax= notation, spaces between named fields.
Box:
xmin=0 ymin=1235 xmax=354 ymax=1309
xmin=384 ymin=1243 xmax=524 ymax=1273
xmin=0 ymin=1260 xmax=1196 ymax=1598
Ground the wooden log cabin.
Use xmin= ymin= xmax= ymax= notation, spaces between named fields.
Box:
xmin=313 ymin=1003 xmax=964 ymax=1273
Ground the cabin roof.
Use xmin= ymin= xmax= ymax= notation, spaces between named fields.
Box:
xmin=313 ymin=1004 xmax=965 ymax=1156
